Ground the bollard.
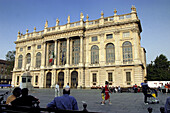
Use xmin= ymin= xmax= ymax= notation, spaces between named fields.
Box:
xmin=160 ymin=107 xmax=165 ymax=113
xmin=148 ymin=107 xmax=152 ymax=113
xmin=83 ymin=103 xmax=88 ymax=112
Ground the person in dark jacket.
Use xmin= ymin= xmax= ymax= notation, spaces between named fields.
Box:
xmin=11 ymin=88 xmax=39 ymax=107
xmin=142 ymin=80 xmax=149 ymax=105
xmin=47 ymin=87 xmax=78 ymax=110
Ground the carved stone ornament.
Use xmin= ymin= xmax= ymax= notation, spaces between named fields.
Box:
xmin=34 ymin=27 xmax=36 ymax=31
xmin=80 ymin=12 xmax=84 ymax=20
xmin=67 ymin=15 xmax=70 ymax=23
xmin=131 ymin=27 xmax=139 ymax=33
xmin=86 ymin=14 xmax=89 ymax=21
xmin=101 ymin=11 xmax=104 ymax=17
xmin=56 ymin=18 xmax=59 ymax=26
xmin=114 ymin=30 xmax=120 ymax=35
xmin=114 ymin=9 xmax=117 ymax=15
xmin=45 ymin=20 xmax=48 ymax=28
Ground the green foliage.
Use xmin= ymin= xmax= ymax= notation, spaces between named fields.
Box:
xmin=5 ymin=50 xmax=16 ymax=75
xmin=147 ymin=54 xmax=170 ymax=81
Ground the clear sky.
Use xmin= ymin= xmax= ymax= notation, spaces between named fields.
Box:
xmin=0 ymin=0 xmax=169 ymax=64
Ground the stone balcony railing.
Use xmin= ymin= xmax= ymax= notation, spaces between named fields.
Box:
xmin=16 ymin=8 xmax=138 ymax=41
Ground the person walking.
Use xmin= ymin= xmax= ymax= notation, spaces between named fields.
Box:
xmin=55 ymin=82 xmax=60 ymax=97
xmin=101 ymin=81 xmax=112 ymax=105
xmin=142 ymin=80 xmax=149 ymax=105
xmin=47 ymin=87 xmax=78 ymax=110
xmin=101 ymin=86 xmax=105 ymax=104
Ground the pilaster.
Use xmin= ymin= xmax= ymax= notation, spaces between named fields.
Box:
xmin=39 ymin=70 xmax=45 ymax=88
xmin=41 ymin=42 xmax=46 ymax=69
xmin=132 ymin=28 xmax=141 ymax=64
xmin=22 ymin=45 xmax=27 ymax=71
xmin=99 ymin=34 xmax=105 ymax=66
xmin=114 ymin=31 xmax=121 ymax=64
xmin=79 ymin=36 xmax=84 ymax=66
xmin=54 ymin=40 xmax=58 ymax=66
xmin=66 ymin=38 xmax=70 ymax=67
xmin=30 ymin=44 xmax=35 ymax=70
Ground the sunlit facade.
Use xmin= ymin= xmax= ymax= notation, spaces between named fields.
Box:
xmin=12 ymin=6 xmax=146 ymax=88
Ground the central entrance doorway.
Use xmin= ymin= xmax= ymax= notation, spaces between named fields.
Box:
xmin=58 ymin=72 xmax=64 ymax=88
xmin=46 ymin=72 xmax=52 ymax=88
xmin=71 ymin=71 xmax=78 ymax=88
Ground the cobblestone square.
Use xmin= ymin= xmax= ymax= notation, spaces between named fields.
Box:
xmin=1 ymin=88 xmax=169 ymax=113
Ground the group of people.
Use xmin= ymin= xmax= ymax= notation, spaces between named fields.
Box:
xmin=158 ymin=83 xmax=170 ymax=94
xmin=6 ymin=82 xmax=79 ymax=111
xmin=6 ymin=87 xmax=39 ymax=106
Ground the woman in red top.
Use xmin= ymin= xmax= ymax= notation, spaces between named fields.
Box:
xmin=101 ymin=81 xmax=112 ymax=105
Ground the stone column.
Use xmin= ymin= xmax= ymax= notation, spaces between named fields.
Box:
xmin=14 ymin=47 xmax=19 ymax=71
xmin=64 ymin=69 xmax=69 ymax=87
xmin=114 ymin=31 xmax=121 ymax=64
xmin=66 ymin=38 xmax=70 ymax=66
xmin=85 ymin=37 xmax=89 ymax=66
xmin=30 ymin=44 xmax=35 ymax=70
xmin=78 ymin=68 xmax=84 ymax=88
xmin=99 ymin=34 xmax=105 ymax=66
xmin=70 ymin=39 xmax=73 ymax=65
xmin=58 ymin=42 xmax=60 ymax=65
xmin=51 ymin=69 xmax=56 ymax=87
xmin=39 ymin=70 xmax=45 ymax=88
xmin=54 ymin=40 xmax=58 ymax=66
xmin=132 ymin=28 xmax=140 ymax=64
xmin=79 ymin=36 xmax=84 ymax=66
xmin=46 ymin=43 xmax=49 ymax=66
xmin=11 ymin=73 xmax=16 ymax=86
xmin=22 ymin=45 xmax=27 ymax=71
xmin=41 ymin=42 xmax=46 ymax=69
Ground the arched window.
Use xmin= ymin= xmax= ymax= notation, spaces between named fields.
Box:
xmin=26 ymin=53 xmax=31 ymax=64
xmin=91 ymin=45 xmax=99 ymax=64
xmin=36 ymin=52 xmax=41 ymax=68
xmin=106 ymin=43 xmax=115 ymax=63
xmin=18 ymin=55 xmax=23 ymax=69
xmin=122 ymin=41 xmax=133 ymax=63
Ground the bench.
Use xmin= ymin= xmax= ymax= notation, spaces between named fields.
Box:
xmin=0 ymin=102 xmax=99 ymax=113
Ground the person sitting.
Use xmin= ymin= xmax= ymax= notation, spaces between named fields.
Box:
xmin=11 ymin=88 xmax=39 ymax=107
xmin=6 ymin=87 xmax=21 ymax=105
xmin=47 ymin=87 xmax=78 ymax=110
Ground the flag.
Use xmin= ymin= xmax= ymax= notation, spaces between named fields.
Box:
xmin=49 ymin=51 xmax=55 ymax=63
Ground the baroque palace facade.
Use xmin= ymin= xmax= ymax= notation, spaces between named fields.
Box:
xmin=12 ymin=6 xmax=146 ymax=88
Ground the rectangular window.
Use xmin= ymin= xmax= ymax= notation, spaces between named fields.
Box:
xmin=106 ymin=34 xmax=113 ymax=39
xmin=92 ymin=36 xmax=98 ymax=41
xmin=17 ymin=76 xmax=19 ymax=85
xmin=28 ymin=46 xmax=31 ymax=50
xmin=123 ymin=32 xmax=130 ymax=38
xmin=35 ymin=75 xmax=38 ymax=85
xmin=93 ymin=73 xmax=97 ymax=82
xmin=126 ymin=72 xmax=131 ymax=82
xmin=37 ymin=45 xmax=41 ymax=49
xmin=20 ymin=48 xmax=23 ymax=51
xmin=108 ymin=73 xmax=113 ymax=82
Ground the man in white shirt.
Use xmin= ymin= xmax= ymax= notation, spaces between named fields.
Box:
xmin=55 ymin=82 xmax=60 ymax=97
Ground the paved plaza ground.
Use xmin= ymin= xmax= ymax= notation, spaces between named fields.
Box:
xmin=0 ymin=88 xmax=169 ymax=113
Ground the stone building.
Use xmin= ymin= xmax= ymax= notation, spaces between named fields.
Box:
xmin=12 ymin=6 xmax=146 ymax=88
xmin=0 ymin=59 xmax=12 ymax=84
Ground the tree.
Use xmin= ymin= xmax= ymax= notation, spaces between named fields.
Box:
xmin=6 ymin=50 xmax=16 ymax=75
xmin=147 ymin=54 xmax=170 ymax=81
